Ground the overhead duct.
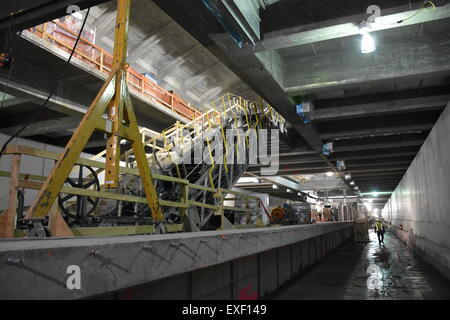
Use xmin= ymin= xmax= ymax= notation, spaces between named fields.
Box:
xmin=203 ymin=0 xmax=282 ymax=46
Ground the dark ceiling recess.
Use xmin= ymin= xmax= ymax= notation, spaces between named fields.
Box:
xmin=0 ymin=0 xmax=107 ymax=32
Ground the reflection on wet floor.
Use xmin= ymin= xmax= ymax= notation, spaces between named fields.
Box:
xmin=273 ymin=231 xmax=450 ymax=300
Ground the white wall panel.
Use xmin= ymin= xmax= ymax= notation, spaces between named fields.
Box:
xmin=383 ymin=102 xmax=450 ymax=249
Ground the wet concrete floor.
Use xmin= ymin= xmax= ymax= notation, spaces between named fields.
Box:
xmin=273 ymin=231 xmax=450 ymax=299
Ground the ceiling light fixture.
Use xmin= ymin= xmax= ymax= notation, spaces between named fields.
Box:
xmin=359 ymin=22 xmax=376 ymax=54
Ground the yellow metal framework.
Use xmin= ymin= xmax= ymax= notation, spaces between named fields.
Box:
xmin=0 ymin=90 xmax=285 ymax=237
xmin=24 ymin=0 xmax=163 ymax=222
xmin=0 ymin=0 xmax=288 ymax=238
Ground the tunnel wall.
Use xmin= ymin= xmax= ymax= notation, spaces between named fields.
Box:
xmin=96 ymin=225 xmax=354 ymax=300
xmin=382 ymin=102 xmax=450 ymax=278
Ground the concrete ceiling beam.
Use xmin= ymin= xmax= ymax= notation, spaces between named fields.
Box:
xmin=319 ymin=123 xmax=434 ymax=139
xmin=311 ymin=94 xmax=450 ymax=122
xmin=258 ymin=3 xmax=450 ymax=51
xmin=347 ymin=166 xmax=409 ymax=174
xmin=285 ymin=36 xmax=450 ymax=95
xmin=333 ymin=139 xmax=424 ymax=152
xmin=329 ymin=151 xmax=418 ymax=161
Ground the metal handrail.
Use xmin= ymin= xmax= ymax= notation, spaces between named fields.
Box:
xmin=25 ymin=20 xmax=202 ymax=120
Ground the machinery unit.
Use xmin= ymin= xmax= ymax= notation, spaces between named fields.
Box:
xmin=271 ymin=202 xmax=312 ymax=225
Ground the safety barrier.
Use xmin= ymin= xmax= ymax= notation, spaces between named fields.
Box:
xmin=25 ymin=20 xmax=201 ymax=120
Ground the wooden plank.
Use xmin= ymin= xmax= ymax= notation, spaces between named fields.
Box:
xmin=188 ymin=200 xmax=218 ymax=211
xmin=19 ymin=179 xmax=148 ymax=203
xmin=71 ymin=224 xmax=183 ymax=236
xmin=189 ymin=184 xmax=216 ymax=192
xmin=0 ymin=170 xmax=46 ymax=181
xmin=4 ymin=145 xmax=190 ymax=184
xmin=48 ymin=204 xmax=74 ymax=237
xmin=165 ymin=223 xmax=184 ymax=233
xmin=72 ymin=225 xmax=155 ymax=237
xmin=222 ymin=206 xmax=255 ymax=213
xmin=19 ymin=179 xmax=186 ymax=208
xmin=159 ymin=200 xmax=189 ymax=208
xmin=0 ymin=154 xmax=21 ymax=238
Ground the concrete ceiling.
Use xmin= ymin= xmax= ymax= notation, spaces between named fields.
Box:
xmin=89 ymin=0 xmax=257 ymax=110
xmin=152 ymin=0 xmax=450 ymax=208
xmin=0 ymin=0 xmax=260 ymax=155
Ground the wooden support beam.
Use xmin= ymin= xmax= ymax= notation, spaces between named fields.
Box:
xmin=0 ymin=155 xmax=21 ymax=238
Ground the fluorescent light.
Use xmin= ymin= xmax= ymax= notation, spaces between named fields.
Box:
xmin=361 ymin=32 xmax=376 ymax=53
xmin=372 ymin=192 xmax=379 ymax=197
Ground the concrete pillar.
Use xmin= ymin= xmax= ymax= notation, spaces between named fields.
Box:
xmin=277 ymin=246 xmax=291 ymax=286
xmin=232 ymin=255 xmax=259 ymax=300
xmin=259 ymin=249 xmax=278 ymax=297
xmin=118 ymin=273 xmax=190 ymax=299
xmin=192 ymin=262 xmax=232 ymax=299
xmin=291 ymin=242 xmax=302 ymax=276
xmin=302 ymin=239 xmax=310 ymax=270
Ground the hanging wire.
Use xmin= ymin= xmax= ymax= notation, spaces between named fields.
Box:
xmin=0 ymin=8 xmax=91 ymax=159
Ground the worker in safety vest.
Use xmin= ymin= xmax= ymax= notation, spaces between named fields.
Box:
xmin=375 ymin=218 xmax=385 ymax=245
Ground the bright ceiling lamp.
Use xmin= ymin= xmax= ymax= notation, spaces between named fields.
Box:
xmin=361 ymin=32 xmax=376 ymax=53
xmin=359 ymin=22 xmax=376 ymax=54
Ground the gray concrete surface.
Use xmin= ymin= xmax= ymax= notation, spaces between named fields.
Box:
xmin=92 ymin=223 xmax=353 ymax=300
xmin=273 ymin=231 xmax=450 ymax=300
xmin=382 ymin=102 xmax=450 ymax=265
xmin=0 ymin=222 xmax=353 ymax=299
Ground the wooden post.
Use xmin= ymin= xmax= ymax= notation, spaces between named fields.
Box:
xmin=48 ymin=204 xmax=74 ymax=237
xmin=100 ymin=51 xmax=104 ymax=73
xmin=0 ymin=154 xmax=21 ymax=238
